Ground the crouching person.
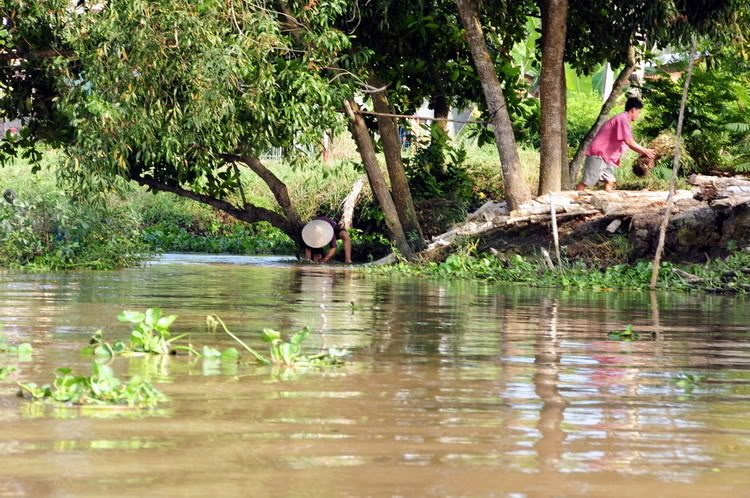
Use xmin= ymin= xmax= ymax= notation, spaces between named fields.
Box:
xmin=301 ymin=216 xmax=352 ymax=264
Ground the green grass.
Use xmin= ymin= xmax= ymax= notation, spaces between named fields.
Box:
xmin=366 ymin=250 xmax=750 ymax=294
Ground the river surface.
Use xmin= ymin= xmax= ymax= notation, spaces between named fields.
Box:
xmin=1 ymin=254 xmax=750 ymax=497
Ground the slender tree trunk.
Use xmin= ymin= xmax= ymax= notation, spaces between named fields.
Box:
xmin=650 ymin=38 xmax=697 ymax=289
xmin=559 ymin=58 xmax=570 ymax=188
xmin=370 ymin=79 xmax=425 ymax=250
xmin=567 ymin=46 xmax=636 ymax=187
xmin=455 ymin=0 xmax=531 ymax=210
xmin=343 ymin=98 xmax=415 ymax=260
xmin=220 ymin=153 xmax=303 ymax=231
xmin=431 ymin=93 xmax=451 ymax=134
xmin=538 ymin=0 xmax=569 ymax=195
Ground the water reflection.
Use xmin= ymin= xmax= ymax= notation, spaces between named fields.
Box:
xmin=0 ymin=257 xmax=750 ymax=495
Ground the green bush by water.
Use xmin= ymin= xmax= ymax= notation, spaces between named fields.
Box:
xmin=1 ymin=154 xmax=151 ymax=269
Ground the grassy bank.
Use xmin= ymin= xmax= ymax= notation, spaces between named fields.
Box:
xmin=366 ymin=248 xmax=750 ymax=294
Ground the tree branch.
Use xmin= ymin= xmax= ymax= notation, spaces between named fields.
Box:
xmin=133 ymin=175 xmax=294 ymax=236
xmin=0 ymin=49 xmax=73 ymax=61
xmin=218 ymin=153 xmax=303 ymax=230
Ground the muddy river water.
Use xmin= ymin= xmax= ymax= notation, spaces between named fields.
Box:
xmin=1 ymin=254 xmax=750 ymax=496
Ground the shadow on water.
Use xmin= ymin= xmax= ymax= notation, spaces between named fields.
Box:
xmin=0 ymin=254 xmax=749 ymax=495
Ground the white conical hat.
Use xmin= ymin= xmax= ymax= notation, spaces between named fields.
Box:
xmin=301 ymin=219 xmax=334 ymax=248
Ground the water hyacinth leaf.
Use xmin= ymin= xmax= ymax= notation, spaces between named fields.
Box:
xmin=290 ymin=328 xmax=309 ymax=346
xmin=0 ymin=366 xmax=18 ymax=379
xmin=221 ymin=347 xmax=240 ymax=359
xmin=279 ymin=343 xmax=296 ymax=365
xmin=206 ymin=315 xmax=219 ymax=333
xmin=145 ymin=308 xmax=162 ymax=327
xmin=156 ymin=314 xmax=178 ymax=331
xmin=202 ymin=346 xmax=222 ymax=358
xmin=118 ymin=311 xmax=146 ymax=323
xmin=261 ymin=328 xmax=281 ymax=343
xmin=17 ymin=343 xmax=33 ymax=354
xmin=94 ymin=345 xmax=113 ymax=357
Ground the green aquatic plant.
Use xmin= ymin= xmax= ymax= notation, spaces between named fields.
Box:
xmin=0 ymin=365 xmax=18 ymax=380
xmin=201 ymin=346 xmax=240 ymax=359
xmin=82 ymin=308 xmax=198 ymax=356
xmin=675 ymin=373 xmax=707 ymax=389
xmin=0 ymin=327 xmax=33 ymax=355
xmin=18 ymin=363 xmax=166 ymax=408
xmin=207 ymin=315 xmax=349 ymax=367
xmin=607 ymin=325 xmax=656 ymax=341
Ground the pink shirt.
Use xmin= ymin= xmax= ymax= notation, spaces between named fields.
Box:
xmin=586 ymin=112 xmax=632 ymax=166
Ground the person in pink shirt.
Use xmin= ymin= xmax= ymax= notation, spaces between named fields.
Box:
xmin=576 ymin=97 xmax=656 ymax=192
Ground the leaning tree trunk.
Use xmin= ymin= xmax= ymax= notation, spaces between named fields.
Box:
xmin=538 ymin=0 xmax=569 ymax=195
xmin=370 ymin=79 xmax=425 ymax=251
xmin=343 ymin=98 xmax=415 ymax=260
xmin=559 ymin=57 xmax=570 ymax=189
xmin=455 ymin=0 xmax=531 ymax=211
xmin=567 ymin=46 xmax=637 ymax=188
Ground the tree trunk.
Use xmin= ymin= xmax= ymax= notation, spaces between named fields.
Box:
xmin=537 ymin=0 xmax=569 ymax=195
xmin=220 ymin=153 xmax=303 ymax=231
xmin=431 ymin=93 xmax=451 ymax=134
xmin=455 ymin=0 xmax=531 ymax=211
xmin=370 ymin=79 xmax=425 ymax=250
xmin=343 ymin=98 xmax=415 ymax=260
xmin=567 ymin=46 xmax=636 ymax=187
xmin=559 ymin=57 xmax=570 ymax=189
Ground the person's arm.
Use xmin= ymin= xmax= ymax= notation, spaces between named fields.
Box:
xmin=625 ymin=138 xmax=656 ymax=159
xmin=319 ymin=246 xmax=337 ymax=263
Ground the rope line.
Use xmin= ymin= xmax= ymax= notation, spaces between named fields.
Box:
xmin=353 ymin=110 xmax=490 ymax=125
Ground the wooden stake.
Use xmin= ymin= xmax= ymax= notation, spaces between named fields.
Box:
xmin=550 ymin=198 xmax=562 ymax=268
xmin=650 ymin=37 xmax=697 ymax=290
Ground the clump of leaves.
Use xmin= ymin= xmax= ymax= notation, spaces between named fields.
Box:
xmin=608 ymin=325 xmax=656 ymax=341
xmin=207 ymin=315 xmax=349 ymax=367
xmin=18 ymin=363 xmax=166 ymax=408
xmin=0 ymin=327 xmax=33 ymax=355
xmin=83 ymin=308 xmax=197 ymax=357
xmin=0 ymin=365 xmax=18 ymax=380
xmin=201 ymin=346 xmax=240 ymax=360
xmin=675 ymin=373 xmax=707 ymax=390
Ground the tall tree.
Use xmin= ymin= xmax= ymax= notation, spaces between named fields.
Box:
xmin=537 ymin=0 xmax=568 ymax=195
xmin=0 ymin=0 xmax=357 ymax=249
xmin=455 ymin=0 xmax=532 ymax=210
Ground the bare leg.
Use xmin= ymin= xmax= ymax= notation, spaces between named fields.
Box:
xmin=304 ymin=247 xmax=312 ymax=260
xmin=575 ymin=182 xmax=587 ymax=191
xmin=339 ymin=230 xmax=352 ymax=264
xmin=604 ymin=181 xmax=615 ymax=192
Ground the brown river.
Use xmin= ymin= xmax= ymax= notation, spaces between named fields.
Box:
xmin=1 ymin=254 xmax=750 ymax=497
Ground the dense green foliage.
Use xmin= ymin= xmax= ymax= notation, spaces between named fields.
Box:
xmin=368 ymin=250 xmax=750 ymax=293
xmin=0 ymin=189 xmax=150 ymax=270
xmin=641 ymin=65 xmax=750 ymax=173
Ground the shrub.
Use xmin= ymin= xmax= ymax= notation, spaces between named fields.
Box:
xmin=640 ymin=67 xmax=748 ymax=174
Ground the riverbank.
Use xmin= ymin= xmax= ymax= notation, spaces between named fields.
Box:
xmin=366 ymin=249 xmax=750 ymax=293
